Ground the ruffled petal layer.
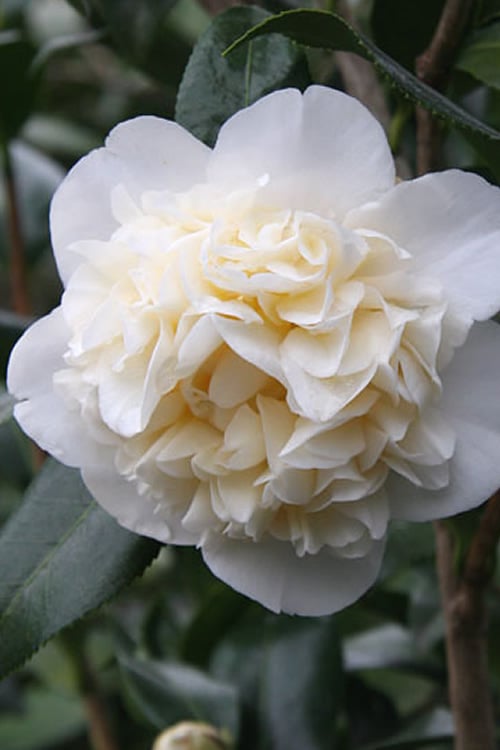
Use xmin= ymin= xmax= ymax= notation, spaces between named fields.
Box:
xmin=347 ymin=170 xmax=500 ymax=322
xmin=51 ymin=117 xmax=210 ymax=283
xmin=387 ymin=321 xmax=500 ymax=520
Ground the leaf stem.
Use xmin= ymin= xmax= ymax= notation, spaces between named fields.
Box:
xmin=1 ymin=140 xmax=31 ymax=315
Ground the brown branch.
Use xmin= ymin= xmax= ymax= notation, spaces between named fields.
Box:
xmin=60 ymin=628 xmax=120 ymax=750
xmin=435 ymin=511 xmax=497 ymax=750
xmin=416 ymin=2 xmax=498 ymax=748
xmin=415 ymin=0 xmax=475 ymax=173
xmin=83 ymin=690 xmax=120 ymax=750
xmin=2 ymin=143 xmax=31 ymax=315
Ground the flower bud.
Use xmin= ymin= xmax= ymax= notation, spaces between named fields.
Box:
xmin=152 ymin=721 xmax=232 ymax=750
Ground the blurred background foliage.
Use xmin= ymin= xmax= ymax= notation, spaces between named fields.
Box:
xmin=1 ymin=0 xmax=500 ymax=749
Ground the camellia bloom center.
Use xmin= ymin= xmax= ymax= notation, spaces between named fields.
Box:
xmin=55 ymin=180 xmax=457 ymax=558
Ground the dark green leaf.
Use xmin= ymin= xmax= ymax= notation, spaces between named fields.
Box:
xmin=119 ymin=653 xmax=240 ymax=735
xmin=0 ymin=688 xmax=85 ymax=750
xmin=176 ymin=6 xmax=311 ymax=147
xmin=344 ymin=624 xmax=424 ymax=672
xmin=181 ymin=585 xmax=252 ymax=668
xmin=478 ymin=0 xmax=500 ymax=25
xmin=79 ymin=0 xmax=190 ymax=85
xmin=91 ymin=0 xmax=178 ymax=61
xmin=32 ymin=29 xmax=105 ymax=71
xmin=360 ymin=707 xmax=454 ymax=750
xmin=456 ymin=21 xmax=500 ymax=90
xmin=224 ymin=9 xmax=500 ymax=143
xmin=261 ymin=618 xmax=343 ymax=750
xmin=0 ymin=387 xmax=15 ymax=425
xmin=0 ymin=141 xmax=64 ymax=266
xmin=371 ymin=0 xmax=445 ymax=70
xmin=0 ymin=32 xmax=39 ymax=141
xmin=212 ymin=617 xmax=344 ymax=750
xmin=0 ymin=460 xmax=160 ymax=677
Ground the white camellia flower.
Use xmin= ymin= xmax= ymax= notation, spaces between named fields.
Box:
xmin=7 ymin=86 xmax=500 ymax=615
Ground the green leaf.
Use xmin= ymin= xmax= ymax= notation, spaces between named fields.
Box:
xmin=176 ymin=6 xmax=311 ymax=147
xmin=371 ymin=0 xmax=445 ymax=70
xmin=456 ymin=21 xmax=500 ymax=90
xmin=0 ymin=387 xmax=15 ymax=425
xmin=91 ymin=0 xmax=179 ymax=60
xmin=0 ymin=32 xmax=39 ymax=141
xmin=224 ymin=9 xmax=500 ymax=143
xmin=181 ymin=585 xmax=253 ymax=668
xmin=0 ymin=141 xmax=64 ymax=267
xmin=0 ymin=460 xmax=160 ymax=677
xmin=119 ymin=653 xmax=240 ymax=735
xmin=360 ymin=707 xmax=454 ymax=750
xmin=212 ymin=617 xmax=344 ymax=750
xmin=261 ymin=619 xmax=343 ymax=750
xmin=0 ymin=687 xmax=85 ymax=750
xmin=344 ymin=624 xmax=425 ymax=672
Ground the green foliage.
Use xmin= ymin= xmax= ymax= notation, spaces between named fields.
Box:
xmin=1 ymin=1 xmax=500 ymax=749
xmin=119 ymin=653 xmax=240 ymax=734
xmin=0 ymin=688 xmax=85 ymax=750
xmin=457 ymin=20 xmax=500 ymax=90
xmin=0 ymin=32 xmax=39 ymax=141
xmin=224 ymin=8 xmax=500 ymax=144
xmin=0 ymin=460 xmax=160 ymax=677
xmin=176 ymin=6 xmax=310 ymax=146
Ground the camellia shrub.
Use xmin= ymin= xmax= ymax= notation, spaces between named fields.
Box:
xmin=1 ymin=1 xmax=500 ymax=749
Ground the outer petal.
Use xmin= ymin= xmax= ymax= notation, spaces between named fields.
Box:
xmin=208 ymin=86 xmax=395 ymax=220
xmin=81 ymin=459 xmax=199 ymax=546
xmin=50 ymin=117 xmax=210 ymax=283
xmin=201 ymin=532 xmax=386 ymax=615
xmin=347 ymin=170 xmax=500 ymax=321
xmin=7 ymin=309 xmax=104 ymax=468
xmin=387 ymin=321 xmax=500 ymax=521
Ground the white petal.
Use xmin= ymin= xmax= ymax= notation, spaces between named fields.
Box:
xmin=347 ymin=170 xmax=500 ymax=322
xmin=51 ymin=117 xmax=210 ymax=283
xmin=209 ymin=348 xmax=269 ymax=408
xmin=209 ymin=86 xmax=395 ymax=219
xmin=386 ymin=321 xmax=500 ymax=520
xmin=202 ymin=532 xmax=386 ymax=615
xmin=82 ymin=456 xmax=199 ymax=544
xmin=8 ymin=309 xmax=104 ymax=467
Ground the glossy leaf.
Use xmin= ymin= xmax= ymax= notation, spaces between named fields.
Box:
xmin=224 ymin=9 xmax=500 ymax=143
xmin=456 ymin=21 xmax=500 ymax=90
xmin=0 ymin=460 xmax=160 ymax=677
xmin=176 ymin=6 xmax=311 ymax=146
xmin=119 ymin=653 xmax=240 ymax=735
xmin=212 ymin=617 xmax=344 ymax=750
